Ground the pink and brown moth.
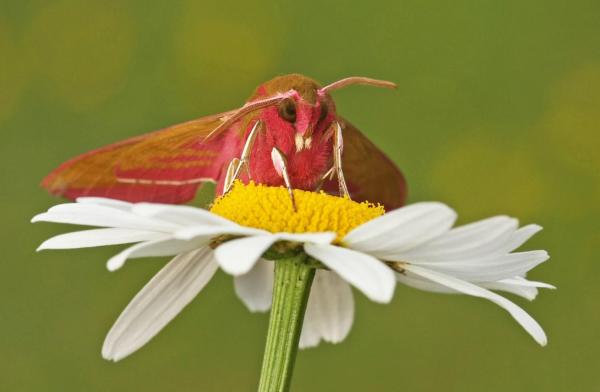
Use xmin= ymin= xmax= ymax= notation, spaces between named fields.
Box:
xmin=42 ymin=74 xmax=407 ymax=209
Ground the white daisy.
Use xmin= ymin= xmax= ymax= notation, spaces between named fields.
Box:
xmin=33 ymin=182 xmax=552 ymax=361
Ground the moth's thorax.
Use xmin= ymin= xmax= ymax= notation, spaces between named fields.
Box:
xmin=236 ymin=101 xmax=334 ymax=191
xmin=245 ymin=125 xmax=333 ymax=191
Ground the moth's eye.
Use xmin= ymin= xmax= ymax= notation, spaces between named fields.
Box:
xmin=278 ymin=99 xmax=296 ymax=123
xmin=319 ymin=103 xmax=329 ymax=122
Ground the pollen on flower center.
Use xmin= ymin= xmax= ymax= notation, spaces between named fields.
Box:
xmin=210 ymin=181 xmax=384 ymax=241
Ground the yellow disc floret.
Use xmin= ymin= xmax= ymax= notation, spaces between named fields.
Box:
xmin=210 ymin=181 xmax=384 ymax=242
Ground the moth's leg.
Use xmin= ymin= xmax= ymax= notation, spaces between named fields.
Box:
xmin=271 ymin=147 xmax=297 ymax=211
xmin=222 ymin=158 xmax=241 ymax=194
xmin=333 ymin=121 xmax=350 ymax=198
xmin=222 ymin=120 xmax=262 ymax=194
xmin=314 ymin=166 xmax=334 ymax=191
xmin=239 ymin=120 xmax=261 ymax=176
xmin=315 ymin=121 xmax=350 ymax=195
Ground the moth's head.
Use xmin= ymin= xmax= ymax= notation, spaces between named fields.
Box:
xmin=250 ymin=74 xmax=336 ymax=144
xmin=241 ymin=74 xmax=395 ymax=152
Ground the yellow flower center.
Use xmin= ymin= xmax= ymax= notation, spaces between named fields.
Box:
xmin=210 ymin=181 xmax=384 ymax=242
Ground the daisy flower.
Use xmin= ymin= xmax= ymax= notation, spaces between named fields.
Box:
xmin=33 ymin=181 xmax=552 ymax=362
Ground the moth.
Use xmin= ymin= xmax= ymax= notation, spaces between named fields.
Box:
xmin=42 ymin=74 xmax=407 ymax=209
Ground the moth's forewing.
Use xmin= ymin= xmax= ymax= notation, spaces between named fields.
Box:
xmin=42 ymin=112 xmax=238 ymax=203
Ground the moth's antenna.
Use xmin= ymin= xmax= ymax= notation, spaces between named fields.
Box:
xmin=320 ymin=77 xmax=397 ymax=93
xmin=204 ymin=91 xmax=294 ymax=141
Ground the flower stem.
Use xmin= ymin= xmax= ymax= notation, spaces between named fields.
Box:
xmin=258 ymin=252 xmax=314 ymax=392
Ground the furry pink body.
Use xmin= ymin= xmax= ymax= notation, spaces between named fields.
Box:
xmin=242 ymin=105 xmax=333 ymax=191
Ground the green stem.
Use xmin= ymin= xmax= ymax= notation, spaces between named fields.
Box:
xmin=258 ymin=252 xmax=315 ymax=392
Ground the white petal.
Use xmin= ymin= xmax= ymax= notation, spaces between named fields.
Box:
xmin=298 ymin=316 xmax=321 ymax=349
xmin=37 ymin=228 xmax=166 ymax=250
xmin=412 ymin=250 xmax=549 ymax=282
xmin=397 ymin=272 xmax=555 ymax=301
xmin=299 ymin=271 xmax=354 ymax=349
xmin=482 ymin=276 xmax=555 ymax=301
xmin=107 ymin=237 xmax=210 ymax=271
xmin=234 ymin=260 xmax=274 ymax=312
xmin=215 ymin=236 xmax=278 ymax=275
xmin=398 ymin=216 xmax=518 ymax=261
xmin=480 ymin=281 xmax=540 ymax=301
xmin=304 ymin=244 xmax=395 ymax=303
xmin=32 ymin=203 xmax=179 ymax=232
xmin=76 ymin=197 xmax=133 ymax=210
xmin=102 ymin=248 xmax=218 ymax=361
xmin=499 ymin=276 xmax=556 ymax=289
xmin=396 ymin=270 xmax=455 ymax=293
xmin=397 ymin=272 xmax=541 ymax=300
xmin=174 ymin=225 xmax=268 ymax=241
xmin=501 ymin=224 xmax=543 ymax=253
xmin=276 ymin=232 xmax=336 ymax=245
xmin=131 ymin=203 xmax=235 ymax=227
xmin=402 ymin=264 xmax=547 ymax=346
xmin=344 ymin=202 xmax=457 ymax=257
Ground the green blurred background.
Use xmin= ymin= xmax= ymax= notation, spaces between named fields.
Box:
xmin=1 ymin=0 xmax=598 ymax=390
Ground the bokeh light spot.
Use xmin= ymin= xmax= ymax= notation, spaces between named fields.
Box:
xmin=0 ymin=20 xmax=28 ymax=124
xmin=536 ymin=64 xmax=600 ymax=178
xmin=25 ymin=1 xmax=134 ymax=111
xmin=429 ymin=134 xmax=547 ymax=220
xmin=173 ymin=1 xmax=285 ymax=108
